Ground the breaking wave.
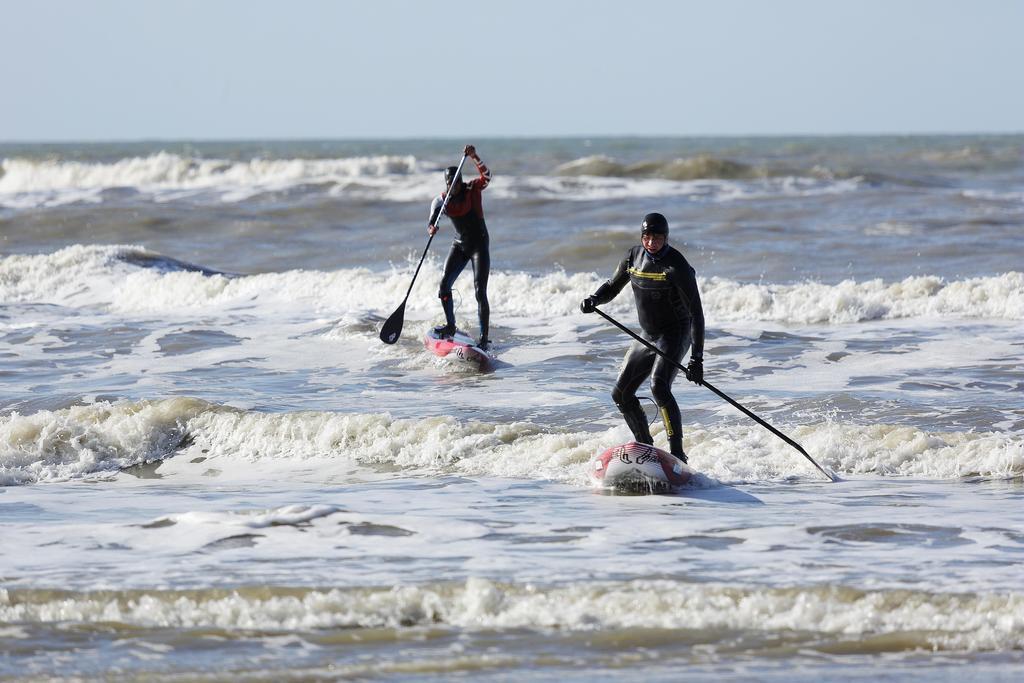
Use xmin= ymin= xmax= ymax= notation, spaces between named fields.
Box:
xmin=1 ymin=398 xmax=1021 ymax=486
xmin=0 ymin=152 xmax=426 ymax=206
xmin=2 ymin=246 xmax=1022 ymax=323
xmin=2 ymin=579 xmax=1021 ymax=653
xmin=702 ymin=272 xmax=1024 ymax=323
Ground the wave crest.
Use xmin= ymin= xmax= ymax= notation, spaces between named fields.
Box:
xmin=3 ymin=246 xmax=1021 ymax=324
xmin=0 ymin=398 xmax=207 ymax=485
xmin=2 ymin=579 xmax=1021 ymax=652
xmin=0 ymin=152 xmax=422 ymax=196
xmin=704 ymin=272 xmax=1024 ymax=323
xmin=555 ymin=154 xmax=759 ymax=180
xmin=2 ymin=399 xmax=1021 ymax=486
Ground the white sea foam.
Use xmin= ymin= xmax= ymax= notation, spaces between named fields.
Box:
xmin=0 ymin=244 xmax=138 ymax=306
xmin=2 ymin=399 xmax=1021 ymax=486
xmin=165 ymin=504 xmax=343 ymax=529
xmin=863 ymin=221 xmax=919 ymax=236
xmin=962 ymin=188 xmax=1024 ymax=203
xmin=1 ymin=579 xmax=1020 ymax=651
xmin=701 ymin=272 xmax=1024 ymax=323
xmin=0 ymin=398 xmax=207 ymax=485
xmin=2 ymin=246 xmax=1022 ymax=324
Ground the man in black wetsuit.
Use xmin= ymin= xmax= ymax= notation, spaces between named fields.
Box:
xmin=580 ymin=212 xmax=705 ymax=463
xmin=428 ymin=144 xmax=492 ymax=350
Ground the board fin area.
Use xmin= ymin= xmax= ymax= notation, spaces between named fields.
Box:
xmin=591 ymin=441 xmax=693 ymax=493
xmin=423 ymin=327 xmax=493 ymax=368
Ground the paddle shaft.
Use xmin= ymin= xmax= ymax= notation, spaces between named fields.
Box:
xmin=593 ymin=307 xmax=835 ymax=481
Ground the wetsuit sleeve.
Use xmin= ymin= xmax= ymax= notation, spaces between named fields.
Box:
xmin=592 ymin=255 xmax=631 ymax=305
xmin=466 ymin=156 xmax=491 ymax=191
xmin=668 ymin=262 xmax=705 ymax=359
xmin=427 ymin=194 xmax=445 ymax=226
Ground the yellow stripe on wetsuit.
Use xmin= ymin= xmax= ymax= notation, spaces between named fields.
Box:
xmin=660 ymin=407 xmax=674 ymax=435
xmin=628 ymin=267 xmax=667 ymax=281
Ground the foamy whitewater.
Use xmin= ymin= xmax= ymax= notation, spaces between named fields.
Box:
xmin=1 ymin=136 xmax=1023 ymax=682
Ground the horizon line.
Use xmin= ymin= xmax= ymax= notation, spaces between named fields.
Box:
xmin=2 ymin=130 xmax=1023 ymax=145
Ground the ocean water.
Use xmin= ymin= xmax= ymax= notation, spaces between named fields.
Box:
xmin=1 ymin=136 xmax=1022 ymax=681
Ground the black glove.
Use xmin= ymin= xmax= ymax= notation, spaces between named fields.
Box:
xmin=580 ymin=296 xmax=597 ymax=314
xmin=686 ymin=356 xmax=704 ymax=385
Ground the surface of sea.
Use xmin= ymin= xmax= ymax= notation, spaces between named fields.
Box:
xmin=1 ymin=135 xmax=1022 ymax=681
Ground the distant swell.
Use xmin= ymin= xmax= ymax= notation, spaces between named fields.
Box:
xmin=2 ymin=398 xmax=1021 ymax=485
xmin=0 ymin=153 xmax=867 ymax=207
xmin=550 ymin=154 xmax=986 ymax=189
xmin=555 ymin=155 xmax=762 ymax=180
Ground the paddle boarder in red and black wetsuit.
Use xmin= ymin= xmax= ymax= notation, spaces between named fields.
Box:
xmin=428 ymin=144 xmax=493 ymax=350
xmin=580 ymin=213 xmax=706 ymax=463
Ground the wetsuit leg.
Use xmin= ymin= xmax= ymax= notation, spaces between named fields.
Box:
xmin=649 ymin=331 xmax=691 ymax=458
xmin=471 ymin=237 xmax=490 ymax=343
xmin=438 ymin=243 xmax=470 ymax=329
xmin=611 ymin=341 xmax=657 ymax=444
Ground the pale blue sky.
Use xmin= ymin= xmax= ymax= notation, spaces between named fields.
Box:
xmin=2 ymin=0 xmax=1021 ymax=140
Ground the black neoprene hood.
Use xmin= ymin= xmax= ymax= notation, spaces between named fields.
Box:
xmin=444 ymin=166 xmax=462 ymax=188
xmin=641 ymin=212 xmax=669 ymax=236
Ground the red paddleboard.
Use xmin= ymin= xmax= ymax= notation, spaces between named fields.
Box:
xmin=423 ymin=328 xmax=493 ymax=367
xmin=592 ymin=441 xmax=694 ymax=492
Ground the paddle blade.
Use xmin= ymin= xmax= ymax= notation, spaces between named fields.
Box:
xmin=379 ymin=301 xmax=407 ymax=344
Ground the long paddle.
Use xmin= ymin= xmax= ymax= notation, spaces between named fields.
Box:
xmin=379 ymin=154 xmax=469 ymax=344
xmin=593 ymin=306 xmax=835 ymax=481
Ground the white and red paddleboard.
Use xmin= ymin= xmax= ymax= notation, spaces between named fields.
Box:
xmin=591 ymin=441 xmax=694 ymax=492
xmin=423 ymin=328 xmax=493 ymax=367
